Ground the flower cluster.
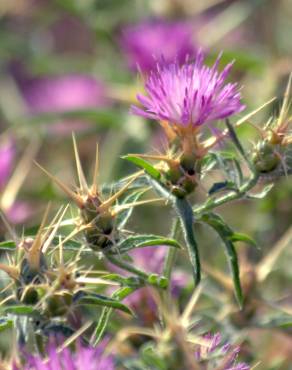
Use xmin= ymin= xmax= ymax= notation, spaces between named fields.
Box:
xmin=195 ymin=333 xmax=250 ymax=370
xmin=132 ymin=51 xmax=244 ymax=132
xmin=14 ymin=343 xmax=115 ymax=370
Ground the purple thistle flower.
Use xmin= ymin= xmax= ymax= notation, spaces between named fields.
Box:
xmin=120 ymin=19 xmax=197 ymax=73
xmin=132 ymin=51 xmax=245 ymax=129
xmin=0 ymin=137 xmax=14 ymax=190
xmin=5 ymin=201 xmax=32 ymax=224
xmin=14 ymin=342 xmax=115 ymax=370
xmin=195 ymin=333 xmax=250 ymax=369
xmin=16 ymin=74 xmax=109 ymax=135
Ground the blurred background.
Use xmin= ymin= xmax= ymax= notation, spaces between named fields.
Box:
xmin=0 ymin=0 xmax=292 ymax=368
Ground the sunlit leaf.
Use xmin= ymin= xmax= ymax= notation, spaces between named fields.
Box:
xmin=74 ymin=292 xmax=133 ymax=315
xmin=123 ymin=155 xmax=161 ymax=181
xmin=109 ymin=234 xmax=182 ymax=255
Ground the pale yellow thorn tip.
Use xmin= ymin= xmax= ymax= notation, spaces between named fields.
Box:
xmin=35 ymin=161 xmax=84 ymax=208
xmin=91 ymin=143 xmax=99 ymax=194
xmin=72 ymin=133 xmax=89 ymax=193
xmin=98 ymin=173 xmax=140 ymax=212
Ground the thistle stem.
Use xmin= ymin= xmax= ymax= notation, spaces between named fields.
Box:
xmin=193 ymin=172 xmax=259 ymax=215
xmin=106 ymin=254 xmax=148 ymax=280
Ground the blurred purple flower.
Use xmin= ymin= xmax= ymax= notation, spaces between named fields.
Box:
xmin=23 ymin=75 xmax=108 ymax=113
xmin=0 ymin=137 xmax=32 ymax=224
xmin=5 ymin=201 xmax=32 ymax=224
xmin=0 ymin=137 xmax=15 ymax=190
xmin=19 ymin=74 xmax=109 ymax=135
xmin=14 ymin=342 xmax=115 ymax=370
xmin=132 ymin=51 xmax=245 ymax=128
xmin=195 ymin=333 xmax=250 ymax=369
xmin=120 ymin=19 xmax=197 ymax=73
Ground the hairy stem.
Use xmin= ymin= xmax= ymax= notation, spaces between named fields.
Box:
xmin=193 ymin=172 xmax=259 ymax=215
xmin=106 ymin=254 xmax=149 ymax=279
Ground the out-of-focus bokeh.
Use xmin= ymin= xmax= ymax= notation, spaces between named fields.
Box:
xmin=0 ymin=0 xmax=292 ymax=368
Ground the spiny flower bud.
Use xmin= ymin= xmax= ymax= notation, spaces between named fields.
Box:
xmin=36 ymin=135 xmax=151 ymax=252
xmin=252 ymin=140 xmax=280 ymax=173
xmin=252 ymin=74 xmax=292 ymax=175
xmin=128 ymin=151 xmax=198 ymax=198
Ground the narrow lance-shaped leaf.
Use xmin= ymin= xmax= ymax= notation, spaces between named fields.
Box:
xmin=108 ymin=234 xmax=182 ymax=255
xmin=175 ymin=197 xmax=201 ymax=286
xmin=257 ymin=314 xmax=292 ymax=329
xmin=198 ymin=212 xmax=250 ymax=308
xmin=0 ymin=317 xmax=13 ymax=332
xmin=0 ymin=305 xmax=37 ymax=315
xmin=90 ymin=286 xmax=136 ymax=346
xmin=0 ymin=240 xmax=16 ymax=250
xmin=74 ymin=292 xmax=133 ymax=315
xmin=116 ymin=189 xmax=146 ymax=228
xmin=122 ymin=155 xmax=161 ymax=181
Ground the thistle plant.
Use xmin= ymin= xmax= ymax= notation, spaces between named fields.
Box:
xmin=0 ymin=46 xmax=291 ymax=369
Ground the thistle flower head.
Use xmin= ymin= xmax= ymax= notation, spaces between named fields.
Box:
xmin=252 ymin=74 xmax=292 ymax=175
xmin=132 ymin=51 xmax=245 ymax=133
xmin=120 ymin=19 xmax=197 ymax=73
xmin=14 ymin=342 xmax=115 ymax=370
xmin=36 ymin=135 xmax=154 ymax=251
xmin=265 ymin=73 xmax=292 ymax=146
xmin=195 ymin=333 xmax=250 ymax=369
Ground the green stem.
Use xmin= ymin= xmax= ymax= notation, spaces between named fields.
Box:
xmin=106 ymin=254 xmax=148 ymax=280
xmin=106 ymin=254 xmax=167 ymax=290
xmin=175 ymin=198 xmax=201 ymax=286
xmin=193 ymin=172 xmax=259 ymax=215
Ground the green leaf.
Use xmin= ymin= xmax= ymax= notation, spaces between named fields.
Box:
xmin=142 ymin=343 xmax=168 ymax=370
xmin=0 ymin=240 xmax=16 ymax=250
xmin=122 ymin=155 xmax=161 ymax=181
xmin=116 ymin=189 xmax=146 ymax=228
xmin=175 ymin=197 xmax=201 ymax=286
xmin=199 ymin=212 xmax=244 ymax=308
xmin=75 ymin=294 xmax=133 ymax=315
xmin=246 ymin=184 xmax=274 ymax=199
xmin=230 ymin=232 xmax=257 ymax=248
xmin=52 ymin=237 xmax=91 ymax=252
xmin=1 ymin=305 xmax=37 ymax=315
xmin=208 ymin=181 xmax=237 ymax=195
xmin=212 ymin=152 xmax=243 ymax=187
xmin=147 ymin=274 xmax=168 ymax=289
xmin=101 ymin=274 xmax=143 ymax=288
xmin=256 ymin=313 xmax=292 ymax=329
xmin=0 ymin=317 xmax=13 ymax=332
xmin=91 ymin=287 xmax=136 ymax=346
xmin=109 ymin=234 xmax=181 ymax=255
